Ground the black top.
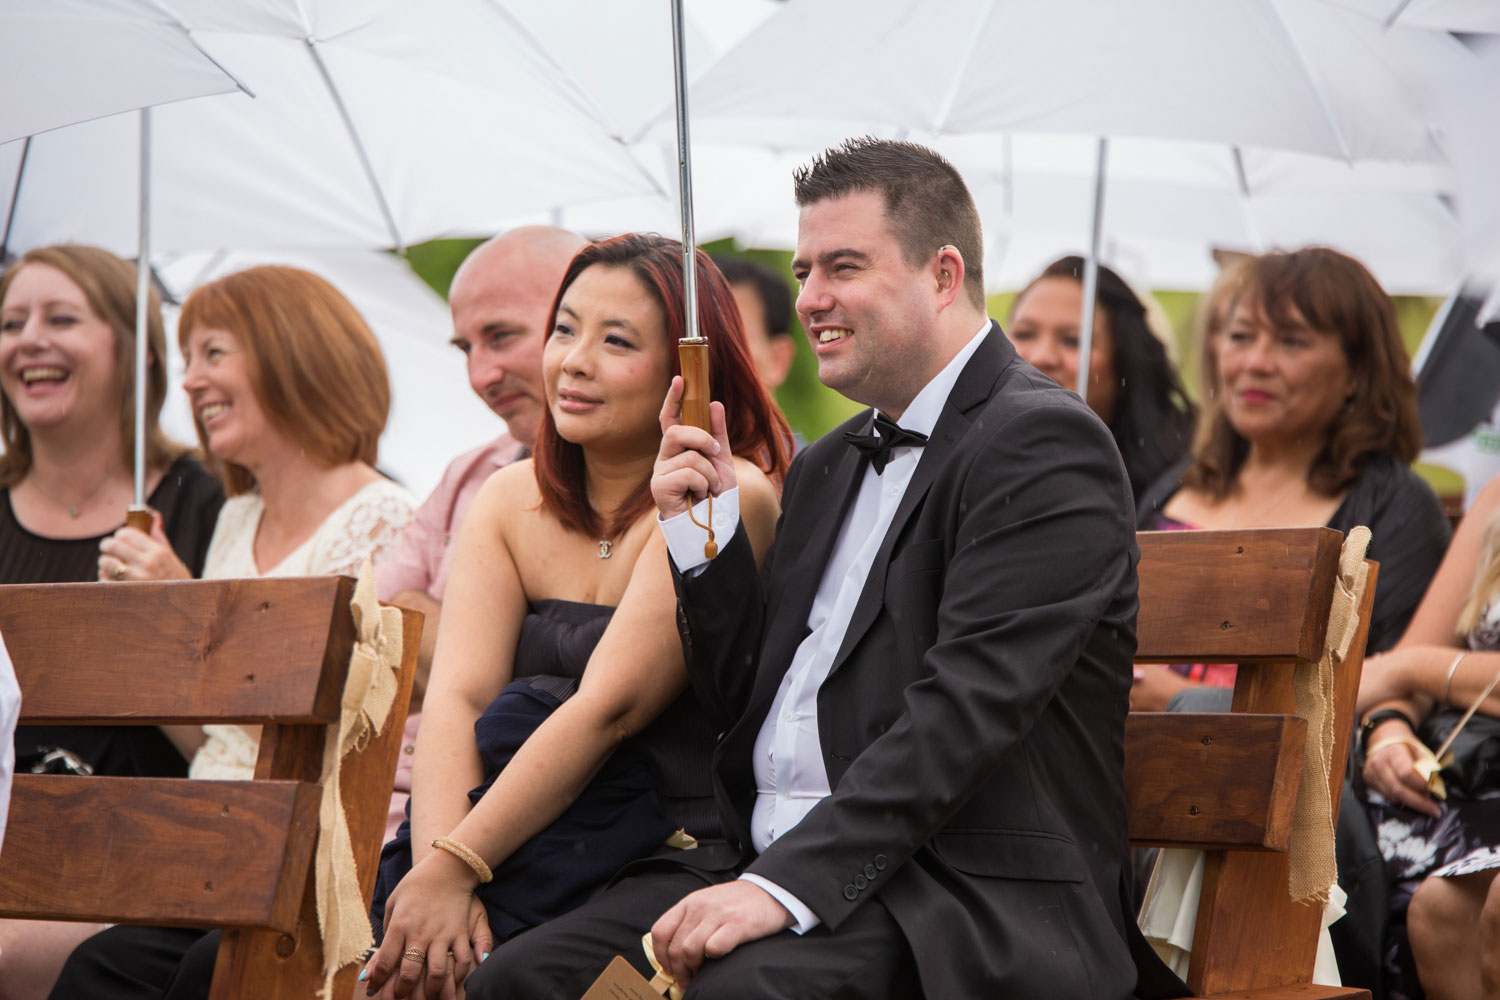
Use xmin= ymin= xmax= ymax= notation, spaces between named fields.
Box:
xmin=5 ymin=454 xmax=225 ymax=777
xmin=1137 ymin=452 xmax=1452 ymax=654
xmin=0 ymin=454 xmax=224 ymax=583
xmin=515 ymin=599 xmax=721 ymax=843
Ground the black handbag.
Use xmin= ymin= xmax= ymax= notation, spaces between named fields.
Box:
xmin=1417 ymin=705 xmax=1500 ymax=801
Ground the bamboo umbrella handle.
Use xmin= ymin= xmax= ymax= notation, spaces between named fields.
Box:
xmin=678 ymin=340 xmax=710 ymax=432
xmin=125 ymin=506 xmax=153 ymax=534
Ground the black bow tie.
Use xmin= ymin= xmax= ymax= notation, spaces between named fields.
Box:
xmin=843 ymin=413 xmax=929 ymax=474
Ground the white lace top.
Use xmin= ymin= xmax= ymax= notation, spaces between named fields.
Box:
xmin=189 ymin=478 xmax=417 ymax=779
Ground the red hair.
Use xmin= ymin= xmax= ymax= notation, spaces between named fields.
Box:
xmin=534 ymin=234 xmax=793 ymax=538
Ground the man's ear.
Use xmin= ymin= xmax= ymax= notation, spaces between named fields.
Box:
xmin=765 ymin=335 xmax=797 ymax=392
xmin=934 ymin=245 xmax=965 ymax=306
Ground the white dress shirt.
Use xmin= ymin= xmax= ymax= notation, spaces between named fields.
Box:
xmin=662 ymin=321 xmax=991 ymax=932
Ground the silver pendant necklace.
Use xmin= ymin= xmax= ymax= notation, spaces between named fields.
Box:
xmin=597 ymin=540 xmax=612 ymax=559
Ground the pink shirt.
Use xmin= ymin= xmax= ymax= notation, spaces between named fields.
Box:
xmin=375 ymin=434 xmax=524 ymax=603
xmin=377 ymin=433 xmax=523 ymax=843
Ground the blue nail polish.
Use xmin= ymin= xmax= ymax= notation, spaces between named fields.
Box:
xmin=482 ymin=952 xmax=491 ymax=961
xmin=358 ymin=969 xmax=368 ymax=982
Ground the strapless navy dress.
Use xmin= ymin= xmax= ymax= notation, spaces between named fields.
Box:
xmin=371 ymin=600 xmax=676 ymax=943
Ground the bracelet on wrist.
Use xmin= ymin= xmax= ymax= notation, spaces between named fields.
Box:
xmin=1442 ymin=651 xmax=1468 ymax=705
xmin=1360 ymin=708 xmax=1417 ymax=758
xmin=431 ymin=836 xmax=493 ymax=884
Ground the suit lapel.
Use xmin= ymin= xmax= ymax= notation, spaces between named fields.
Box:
xmin=827 ymin=323 xmax=1012 ymax=674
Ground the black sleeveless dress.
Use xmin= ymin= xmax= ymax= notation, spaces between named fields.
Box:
xmin=372 ymin=599 xmax=719 ymax=943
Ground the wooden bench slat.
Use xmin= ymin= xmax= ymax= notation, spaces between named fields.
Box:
xmin=1199 ymin=987 xmax=1370 ymax=1000
xmin=1136 ymin=528 xmax=1342 ymax=664
xmin=0 ymin=578 xmax=354 ymax=723
xmin=1125 ymin=713 xmax=1305 ymax=851
xmin=0 ymin=775 xmax=318 ymax=931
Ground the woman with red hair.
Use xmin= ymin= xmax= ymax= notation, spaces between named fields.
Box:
xmin=364 ymin=235 xmax=792 ymax=999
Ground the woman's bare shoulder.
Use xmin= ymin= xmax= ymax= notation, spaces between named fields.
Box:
xmin=733 ymin=459 xmax=780 ymax=518
xmin=466 ymin=458 xmax=541 ymax=532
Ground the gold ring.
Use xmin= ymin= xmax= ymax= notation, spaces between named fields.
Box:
xmin=111 ymin=562 xmax=126 ymax=580
xmin=402 ymin=947 xmax=426 ymax=964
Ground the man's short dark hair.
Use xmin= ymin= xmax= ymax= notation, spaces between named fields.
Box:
xmin=794 ymin=137 xmax=985 ymax=309
xmin=711 ymin=255 xmax=791 ymax=339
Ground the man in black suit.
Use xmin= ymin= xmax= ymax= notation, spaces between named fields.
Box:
xmin=471 ymin=138 xmax=1183 ymax=1000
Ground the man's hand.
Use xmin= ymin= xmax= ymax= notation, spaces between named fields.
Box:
xmin=652 ymin=376 xmax=736 ymax=520
xmin=650 ymin=881 xmax=794 ymax=988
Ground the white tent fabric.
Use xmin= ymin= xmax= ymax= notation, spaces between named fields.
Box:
xmin=0 ymin=0 xmax=243 ymax=144
xmin=155 ymin=250 xmax=496 ymax=500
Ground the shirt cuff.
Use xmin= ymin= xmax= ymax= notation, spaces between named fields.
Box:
xmin=659 ymin=488 xmax=740 ymax=576
xmin=738 ymin=873 xmax=821 ymax=935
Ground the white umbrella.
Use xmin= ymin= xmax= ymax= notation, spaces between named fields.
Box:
xmin=674 ymin=0 xmax=1469 ymax=390
xmin=1 ymin=0 xmax=663 ymax=257
xmin=1 ymin=0 xmax=666 ymax=514
xmin=0 ymin=0 xmax=245 ymax=145
xmin=1329 ymin=0 xmax=1500 ymax=31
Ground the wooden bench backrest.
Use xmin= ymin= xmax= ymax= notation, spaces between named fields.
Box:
xmin=1127 ymin=528 xmax=1373 ymax=998
xmin=0 ymin=577 xmax=419 ymax=1000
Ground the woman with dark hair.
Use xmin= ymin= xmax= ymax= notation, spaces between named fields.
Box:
xmin=0 ymin=245 xmax=222 ymax=999
xmin=1132 ymin=247 xmax=1450 ymax=710
xmin=361 ymin=235 xmax=792 ymax=999
xmin=1008 ymin=255 xmax=1196 ymax=502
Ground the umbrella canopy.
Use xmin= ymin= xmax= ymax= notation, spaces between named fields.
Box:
xmin=664 ymin=0 xmax=1469 ymax=389
xmin=682 ymin=0 xmax=1463 ymax=162
xmin=1 ymin=0 xmax=662 ymax=257
xmin=1329 ymin=0 xmax=1500 ymax=31
xmin=0 ymin=0 xmax=245 ymax=145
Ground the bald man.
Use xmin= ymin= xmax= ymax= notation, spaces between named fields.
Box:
xmin=377 ymin=226 xmax=585 ymax=710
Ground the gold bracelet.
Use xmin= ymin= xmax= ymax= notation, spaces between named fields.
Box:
xmin=1443 ymin=651 xmax=1468 ymax=705
xmin=431 ymin=836 xmax=493 ymax=884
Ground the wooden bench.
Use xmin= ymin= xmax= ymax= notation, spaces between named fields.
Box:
xmin=1127 ymin=527 xmax=1374 ymax=1000
xmin=0 ymin=576 xmax=419 ymax=999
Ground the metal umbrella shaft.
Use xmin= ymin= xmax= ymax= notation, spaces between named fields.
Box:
xmin=128 ymin=108 xmax=153 ymax=534
xmin=670 ymin=0 xmax=710 ymax=433
xmin=1076 ymin=137 xmax=1107 ymax=401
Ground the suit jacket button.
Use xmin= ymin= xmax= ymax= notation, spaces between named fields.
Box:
xmin=854 ymin=874 xmax=868 ymax=890
xmin=842 ymin=884 xmax=858 ymax=901
xmin=864 ymin=864 xmax=877 ymax=881
xmin=874 ymin=854 xmax=888 ymax=870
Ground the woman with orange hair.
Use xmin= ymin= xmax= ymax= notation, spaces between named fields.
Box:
xmin=99 ymin=264 xmax=416 ymax=773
